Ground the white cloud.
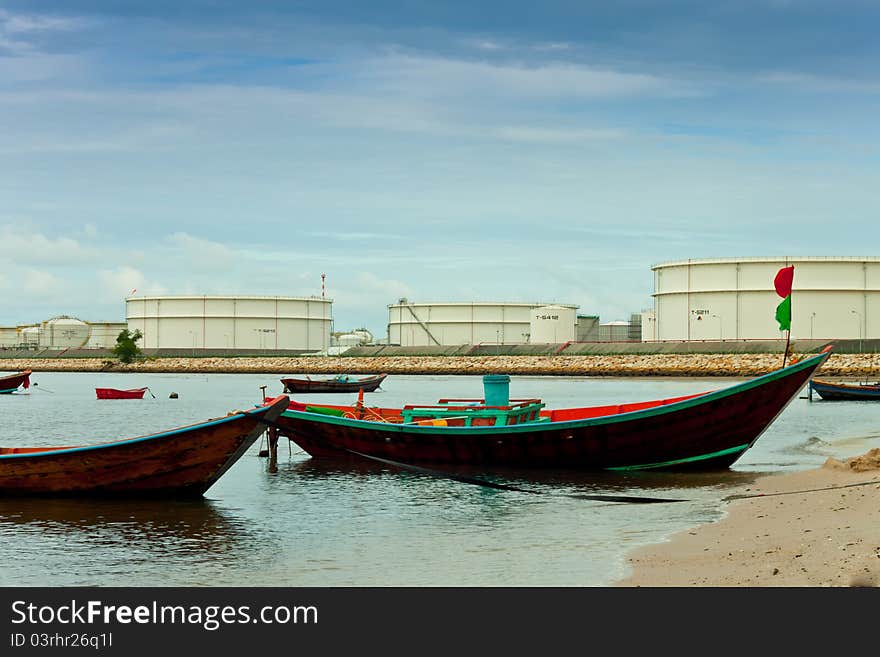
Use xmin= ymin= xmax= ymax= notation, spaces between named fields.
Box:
xmin=350 ymin=54 xmax=692 ymax=100
xmin=96 ymin=266 xmax=162 ymax=304
xmin=21 ymin=267 xmax=64 ymax=298
xmin=166 ymin=232 xmax=235 ymax=272
xmin=0 ymin=227 xmax=95 ymax=265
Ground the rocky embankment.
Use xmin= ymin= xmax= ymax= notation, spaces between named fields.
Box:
xmin=1 ymin=353 xmax=877 ymax=377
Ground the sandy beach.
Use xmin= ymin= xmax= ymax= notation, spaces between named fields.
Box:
xmin=615 ymin=448 xmax=880 ymax=587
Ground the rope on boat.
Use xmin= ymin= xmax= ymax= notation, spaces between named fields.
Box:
xmin=250 ymin=415 xmax=685 ymax=505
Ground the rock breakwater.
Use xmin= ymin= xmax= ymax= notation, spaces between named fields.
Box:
xmin=1 ymin=353 xmax=876 ymax=377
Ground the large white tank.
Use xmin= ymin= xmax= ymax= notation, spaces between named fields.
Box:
xmin=528 ymin=305 xmax=576 ymax=344
xmin=126 ymin=295 xmax=332 ymax=351
xmin=387 ymin=300 xmax=579 ymax=346
xmin=652 ymin=256 xmax=880 ymax=340
xmin=85 ymin=322 xmax=128 ymax=349
xmin=41 ymin=316 xmax=90 ymax=348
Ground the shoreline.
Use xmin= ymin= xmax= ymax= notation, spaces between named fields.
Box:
xmin=614 ymin=449 xmax=880 ymax=587
xmin=0 ymin=352 xmax=877 ymax=376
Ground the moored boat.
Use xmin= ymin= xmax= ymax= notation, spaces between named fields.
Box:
xmin=809 ymin=378 xmax=880 ymax=401
xmin=271 ymin=347 xmax=832 ymax=471
xmin=0 ymin=370 xmax=31 ymax=394
xmin=0 ymin=395 xmax=289 ymax=497
xmin=280 ymin=373 xmax=387 ymax=394
xmin=96 ymin=387 xmax=150 ymax=400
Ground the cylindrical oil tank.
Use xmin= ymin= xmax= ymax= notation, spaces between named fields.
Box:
xmin=19 ymin=326 xmax=40 ymax=346
xmin=387 ymin=300 xmax=579 ymax=346
xmin=84 ymin=322 xmax=128 ymax=349
xmin=336 ymin=333 xmax=366 ymax=347
xmin=125 ymin=295 xmax=333 ymax=351
xmin=528 ymin=305 xmax=577 ymax=344
xmin=41 ymin=316 xmax=90 ymax=349
xmin=652 ymin=256 xmax=880 ymax=341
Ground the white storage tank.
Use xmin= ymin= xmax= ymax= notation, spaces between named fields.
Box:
xmin=652 ymin=256 xmax=880 ymax=341
xmin=528 ymin=305 xmax=576 ymax=343
xmin=0 ymin=327 xmax=17 ymax=348
xmin=85 ymin=322 xmax=128 ymax=349
xmin=387 ymin=300 xmax=579 ymax=346
xmin=20 ymin=326 xmax=40 ymax=347
xmin=125 ymin=295 xmax=332 ymax=351
xmin=336 ymin=333 xmax=367 ymax=347
xmin=41 ymin=316 xmax=90 ymax=349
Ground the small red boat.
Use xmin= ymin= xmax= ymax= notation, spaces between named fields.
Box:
xmin=0 ymin=370 xmax=31 ymax=394
xmin=96 ymin=387 xmax=150 ymax=400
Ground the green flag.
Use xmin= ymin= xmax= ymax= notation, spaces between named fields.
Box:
xmin=775 ymin=295 xmax=791 ymax=331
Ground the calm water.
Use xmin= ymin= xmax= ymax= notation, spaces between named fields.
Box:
xmin=2 ymin=370 xmax=880 ymax=587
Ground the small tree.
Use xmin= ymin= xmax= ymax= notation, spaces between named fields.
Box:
xmin=113 ymin=328 xmax=144 ymax=364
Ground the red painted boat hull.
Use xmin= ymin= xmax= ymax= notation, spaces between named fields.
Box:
xmin=0 ymin=395 xmax=288 ymax=496
xmin=280 ymin=373 xmax=387 ymax=394
xmin=272 ymin=350 xmax=831 ymax=471
xmin=0 ymin=370 xmax=31 ymax=394
xmin=96 ymin=387 xmax=148 ymax=400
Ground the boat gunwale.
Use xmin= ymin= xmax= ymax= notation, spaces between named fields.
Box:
xmin=279 ymin=350 xmax=830 ymax=435
xmin=0 ymin=399 xmax=281 ymax=460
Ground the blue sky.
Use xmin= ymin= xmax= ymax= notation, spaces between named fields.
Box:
xmin=2 ymin=1 xmax=878 ymax=338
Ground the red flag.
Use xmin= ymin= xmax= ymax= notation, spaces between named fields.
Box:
xmin=774 ymin=266 xmax=794 ymax=298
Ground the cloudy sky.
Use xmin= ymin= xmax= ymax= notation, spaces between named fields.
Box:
xmin=2 ymin=1 xmax=878 ymax=337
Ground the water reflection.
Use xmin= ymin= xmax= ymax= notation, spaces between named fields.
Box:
xmin=274 ymin=454 xmax=765 ymax=505
xmin=0 ymin=498 xmax=257 ymax=586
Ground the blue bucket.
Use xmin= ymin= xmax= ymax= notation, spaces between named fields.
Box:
xmin=483 ymin=374 xmax=510 ymax=407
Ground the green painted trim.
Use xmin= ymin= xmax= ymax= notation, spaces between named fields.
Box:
xmin=0 ymin=387 xmax=18 ymax=394
xmin=605 ymin=444 xmax=749 ymax=471
xmin=281 ymin=350 xmax=830 ymax=436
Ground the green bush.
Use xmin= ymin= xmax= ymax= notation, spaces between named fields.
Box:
xmin=112 ymin=329 xmax=144 ymax=364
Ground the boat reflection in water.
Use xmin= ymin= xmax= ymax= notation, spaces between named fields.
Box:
xmin=0 ymin=498 xmax=256 ymax=586
xmin=278 ymin=454 xmax=768 ymax=506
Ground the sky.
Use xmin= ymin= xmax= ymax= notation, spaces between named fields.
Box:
xmin=2 ymin=1 xmax=879 ymax=338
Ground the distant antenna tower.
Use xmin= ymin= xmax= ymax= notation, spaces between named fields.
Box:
xmin=321 ymin=273 xmax=326 ymax=298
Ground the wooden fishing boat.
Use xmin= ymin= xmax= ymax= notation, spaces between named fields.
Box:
xmin=0 ymin=370 xmax=31 ymax=394
xmin=96 ymin=387 xmax=150 ymax=400
xmin=270 ymin=347 xmax=831 ymax=472
xmin=0 ymin=395 xmax=288 ymax=497
xmin=809 ymin=378 xmax=880 ymax=401
xmin=280 ymin=373 xmax=387 ymax=394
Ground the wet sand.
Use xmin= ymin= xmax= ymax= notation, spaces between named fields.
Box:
xmin=615 ymin=449 xmax=880 ymax=587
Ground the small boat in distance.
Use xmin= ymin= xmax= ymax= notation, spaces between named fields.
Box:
xmin=0 ymin=395 xmax=289 ymax=497
xmin=809 ymin=378 xmax=880 ymax=401
xmin=96 ymin=387 xmax=151 ymax=400
xmin=280 ymin=373 xmax=387 ymax=394
xmin=271 ymin=347 xmax=832 ymax=472
xmin=0 ymin=370 xmax=31 ymax=394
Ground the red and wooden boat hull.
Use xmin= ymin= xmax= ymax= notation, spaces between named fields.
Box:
xmin=281 ymin=374 xmax=387 ymax=394
xmin=0 ymin=370 xmax=31 ymax=394
xmin=96 ymin=387 xmax=148 ymax=400
xmin=0 ymin=395 xmax=288 ymax=496
xmin=273 ymin=351 xmax=830 ymax=471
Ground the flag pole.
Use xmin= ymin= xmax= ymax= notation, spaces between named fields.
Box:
xmin=782 ymin=329 xmax=791 ymax=368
